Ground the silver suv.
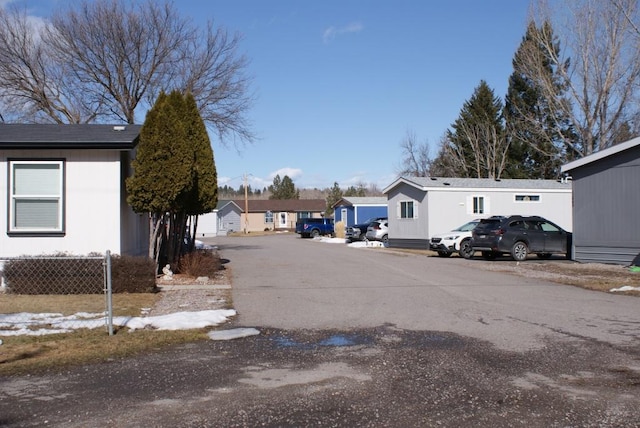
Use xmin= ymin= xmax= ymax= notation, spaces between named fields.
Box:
xmin=365 ymin=219 xmax=389 ymax=244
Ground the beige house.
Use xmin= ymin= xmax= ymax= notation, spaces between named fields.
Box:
xmin=232 ymin=199 xmax=327 ymax=232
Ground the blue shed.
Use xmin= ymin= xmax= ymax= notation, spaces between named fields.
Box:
xmin=332 ymin=197 xmax=388 ymax=227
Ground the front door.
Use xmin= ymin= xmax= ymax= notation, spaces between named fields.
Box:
xmin=278 ymin=212 xmax=288 ymax=229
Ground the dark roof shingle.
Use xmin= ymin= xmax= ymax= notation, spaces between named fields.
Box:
xmin=0 ymin=124 xmax=142 ymax=149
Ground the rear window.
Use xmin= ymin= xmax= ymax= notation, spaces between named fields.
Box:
xmin=474 ymin=219 xmax=501 ymax=232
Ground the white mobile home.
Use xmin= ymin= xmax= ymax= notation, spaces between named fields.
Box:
xmin=383 ymin=176 xmax=572 ymax=249
xmin=0 ymin=124 xmax=148 ymax=258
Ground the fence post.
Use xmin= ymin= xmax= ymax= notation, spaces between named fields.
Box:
xmin=105 ymin=250 xmax=114 ymax=336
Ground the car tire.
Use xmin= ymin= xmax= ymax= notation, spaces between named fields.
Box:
xmin=437 ymin=250 xmax=452 ymax=257
xmin=382 ymin=235 xmax=389 ymax=245
xmin=511 ymin=241 xmax=529 ymax=261
xmin=482 ymin=251 xmax=497 ymax=260
xmin=311 ymin=229 xmax=320 ymax=238
xmin=459 ymin=239 xmax=474 ymax=259
xmin=536 ymin=253 xmax=552 ymax=259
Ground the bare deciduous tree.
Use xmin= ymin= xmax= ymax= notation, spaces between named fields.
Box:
xmin=397 ymin=129 xmax=431 ymax=177
xmin=439 ymin=121 xmax=510 ymax=179
xmin=0 ymin=7 xmax=94 ymax=123
xmin=527 ymin=0 xmax=640 ymax=156
xmin=0 ymin=0 xmax=254 ymax=146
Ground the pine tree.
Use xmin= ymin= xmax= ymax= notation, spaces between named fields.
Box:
xmin=504 ymin=21 xmax=573 ymax=179
xmin=432 ymin=80 xmax=507 ymax=178
xmin=325 ymin=182 xmax=343 ymax=217
xmin=269 ymin=174 xmax=299 ymax=199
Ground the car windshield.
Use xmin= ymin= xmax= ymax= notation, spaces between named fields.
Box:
xmin=454 ymin=221 xmax=479 ymax=232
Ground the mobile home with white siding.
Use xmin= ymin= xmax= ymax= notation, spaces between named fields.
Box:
xmin=383 ymin=176 xmax=572 ymax=249
xmin=0 ymin=124 xmax=148 ymax=258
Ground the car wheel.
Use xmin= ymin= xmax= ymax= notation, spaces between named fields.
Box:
xmin=536 ymin=253 xmax=552 ymax=259
xmin=438 ymin=250 xmax=452 ymax=257
xmin=311 ymin=229 xmax=320 ymax=238
xmin=382 ymin=235 xmax=389 ymax=245
xmin=459 ymin=239 xmax=474 ymax=259
xmin=482 ymin=251 xmax=497 ymax=260
xmin=511 ymin=241 xmax=529 ymax=261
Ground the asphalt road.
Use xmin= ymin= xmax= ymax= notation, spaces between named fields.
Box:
xmin=1 ymin=234 xmax=639 ymax=427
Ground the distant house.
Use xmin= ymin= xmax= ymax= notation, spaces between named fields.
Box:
xmin=0 ymin=124 xmax=148 ymax=258
xmin=196 ymin=200 xmax=242 ymax=237
xmin=229 ymin=199 xmax=327 ymax=233
xmin=382 ymin=176 xmax=572 ymax=249
xmin=332 ymin=197 xmax=388 ymax=227
xmin=561 ymin=136 xmax=640 ymax=265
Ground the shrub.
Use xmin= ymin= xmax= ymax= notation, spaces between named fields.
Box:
xmin=2 ymin=253 xmax=157 ymax=295
xmin=110 ymin=254 xmax=157 ymax=293
xmin=334 ymin=221 xmax=345 ymax=239
xmin=177 ymin=249 xmax=223 ymax=277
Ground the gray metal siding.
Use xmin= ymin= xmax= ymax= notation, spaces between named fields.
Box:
xmin=388 ymin=238 xmax=429 ymax=249
xmin=571 ymin=146 xmax=640 ymax=264
xmin=387 ymin=185 xmax=429 ymax=240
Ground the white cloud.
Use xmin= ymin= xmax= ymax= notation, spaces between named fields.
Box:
xmin=269 ymin=167 xmax=303 ymax=181
xmin=323 ymin=21 xmax=363 ymax=44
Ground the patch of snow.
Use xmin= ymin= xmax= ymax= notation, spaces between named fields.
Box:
xmin=610 ymin=285 xmax=640 ymax=292
xmin=208 ymin=327 xmax=261 ymax=340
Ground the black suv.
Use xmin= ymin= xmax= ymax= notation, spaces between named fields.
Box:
xmin=470 ymin=215 xmax=572 ymax=261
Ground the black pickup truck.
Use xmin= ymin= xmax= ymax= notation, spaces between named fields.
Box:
xmin=345 ymin=217 xmax=387 ymax=243
xmin=295 ymin=218 xmax=335 ymax=238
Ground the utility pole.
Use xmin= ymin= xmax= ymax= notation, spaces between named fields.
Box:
xmin=243 ymin=173 xmax=249 ymax=234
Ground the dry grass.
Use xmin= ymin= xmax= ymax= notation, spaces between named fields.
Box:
xmin=0 ymin=268 xmax=231 ymax=376
xmin=0 ymin=293 xmax=159 ymax=316
xmin=0 ymin=328 xmax=208 ymax=376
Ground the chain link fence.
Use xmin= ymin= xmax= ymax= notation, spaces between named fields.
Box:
xmin=0 ymin=252 xmax=114 ymax=336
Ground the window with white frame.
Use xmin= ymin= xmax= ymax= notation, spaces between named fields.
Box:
xmin=265 ymin=211 xmax=274 ymax=223
xmin=398 ymin=200 xmax=417 ymax=219
xmin=473 ymin=196 xmax=484 ymax=214
xmin=9 ymin=160 xmax=64 ymax=234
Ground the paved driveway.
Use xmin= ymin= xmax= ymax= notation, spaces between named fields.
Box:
xmin=218 ymin=234 xmax=639 ymax=352
xmin=1 ymin=233 xmax=639 ymax=427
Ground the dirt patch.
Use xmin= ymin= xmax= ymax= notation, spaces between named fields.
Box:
xmin=472 ymin=259 xmax=640 ymax=295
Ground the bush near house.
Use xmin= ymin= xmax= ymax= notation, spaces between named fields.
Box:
xmin=177 ymin=249 xmax=223 ymax=278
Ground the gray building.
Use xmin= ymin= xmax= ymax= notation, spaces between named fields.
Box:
xmin=561 ymin=136 xmax=640 ymax=265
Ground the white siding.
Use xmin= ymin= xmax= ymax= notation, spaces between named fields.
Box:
xmin=427 ymin=188 xmax=572 ymax=237
xmin=197 ymin=211 xmax=219 ymax=237
xmin=1 ymin=149 xmax=128 ymax=257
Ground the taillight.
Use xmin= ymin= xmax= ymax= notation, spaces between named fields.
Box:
xmin=495 ymin=228 xmax=505 ymax=235
xmin=373 ymin=224 xmax=380 ymax=230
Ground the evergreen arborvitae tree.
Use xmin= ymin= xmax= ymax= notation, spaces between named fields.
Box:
xmin=269 ymin=174 xmax=299 ymax=199
xmin=126 ymin=90 xmax=217 ymax=268
xmin=504 ymin=21 xmax=573 ymax=179
xmin=181 ymin=92 xmax=217 ymax=250
xmin=433 ymin=80 xmax=507 ymax=178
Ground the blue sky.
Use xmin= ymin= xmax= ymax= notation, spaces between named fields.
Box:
xmin=8 ymin=0 xmax=532 ymax=191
